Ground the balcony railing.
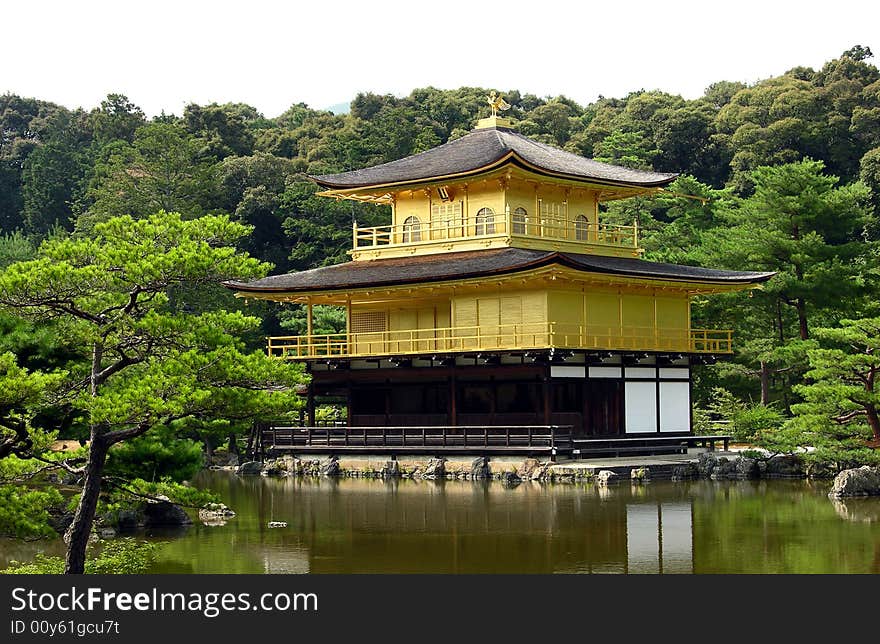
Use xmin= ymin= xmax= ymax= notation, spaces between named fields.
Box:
xmin=260 ymin=425 xmax=572 ymax=456
xmin=268 ymin=323 xmax=732 ymax=359
xmin=352 ymin=212 xmax=639 ymax=250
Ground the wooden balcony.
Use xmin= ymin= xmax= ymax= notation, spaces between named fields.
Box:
xmin=267 ymin=323 xmax=733 ymax=360
xmin=350 ymin=212 xmax=641 ymax=259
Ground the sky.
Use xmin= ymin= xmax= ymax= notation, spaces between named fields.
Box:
xmin=4 ymin=0 xmax=879 ymax=118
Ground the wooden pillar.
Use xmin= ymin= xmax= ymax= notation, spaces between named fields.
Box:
xmin=387 ymin=379 xmax=396 ymax=427
xmin=581 ymin=375 xmax=589 ymax=437
xmin=563 ymin=188 xmax=570 ymax=240
xmin=489 ymin=375 xmax=496 ymax=425
xmin=462 ymin=184 xmax=469 ymax=236
xmin=449 ymin=371 xmax=457 ymax=426
xmin=590 ymin=190 xmax=599 ymax=242
xmin=543 ymin=365 xmax=551 ymax=425
xmin=425 ymin=188 xmax=433 ymax=241
xmin=306 ymin=297 xmax=313 ymax=338
xmin=534 ymin=185 xmax=540 ymax=238
xmin=345 ymin=298 xmax=351 ymax=353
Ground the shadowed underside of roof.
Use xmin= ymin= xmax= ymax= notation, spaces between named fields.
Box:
xmin=311 ymin=127 xmax=678 ymax=190
xmin=224 ymin=248 xmax=775 ymax=294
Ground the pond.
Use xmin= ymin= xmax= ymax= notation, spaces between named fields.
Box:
xmin=3 ymin=471 xmax=880 ymax=573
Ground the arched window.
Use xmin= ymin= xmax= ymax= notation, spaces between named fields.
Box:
xmin=402 ymin=215 xmax=421 ymax=242
xmin=574 ymin=214 xmax=589 ymax=241
xmin=512 ymin=207 xmax=527 ymax=234
xmin=475 ymin=207 xmax=495 ymax=235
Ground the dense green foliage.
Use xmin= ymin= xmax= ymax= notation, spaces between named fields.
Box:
xmin=105 ymin=429 xmax=204 ymax=482
xmin=0 ymin=213 xmax=307 ymax=572
xmin=2 ymin=538 xmax=159 ymax=574
xmin=0 ymin=484 xmax=63 ymax=539
xmin=771 ymin=318 xmax=880 ymax=465
xmin=1 ymin=49 xmax=874 ymax=255
xmin=702 ymin=387 xmax=786 ymax=444
xmin=104 ymin=479 xmax=219 ymax=508
xmin=0 ymin=351 xmax=66 ymax=458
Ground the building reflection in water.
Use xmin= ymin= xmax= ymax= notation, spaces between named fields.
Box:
xmin=625 ymin=502 xmax=693 ymax=574
xmin=161 ymin=473 xmax=696 ymax=574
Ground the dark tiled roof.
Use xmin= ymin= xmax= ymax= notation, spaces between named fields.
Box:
xmin=557 ymin=253 xmax=775 ymax=283
xmin=312 ymin=127 xmax=677 ymax=189
xmin=225 ymin=248 xmax=775 ymax=294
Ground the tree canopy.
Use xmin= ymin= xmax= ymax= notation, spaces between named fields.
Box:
xmin=0 ymin=212 xmax=306 ymax=572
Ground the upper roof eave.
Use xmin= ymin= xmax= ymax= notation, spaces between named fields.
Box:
xmin=309 ymin=127 xmax=678 ymax=192
xmin=310 ymin=153 xmax=678 ymax=194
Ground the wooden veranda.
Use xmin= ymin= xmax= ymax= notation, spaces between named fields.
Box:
xmin=255 ymin=424 xmax=731 ymax=462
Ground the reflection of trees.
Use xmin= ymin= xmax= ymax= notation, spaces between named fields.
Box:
xmin=691 ymin=480 xmax=880 ymax=573
xmin=0 ymin=539 xmax=66 ymax=571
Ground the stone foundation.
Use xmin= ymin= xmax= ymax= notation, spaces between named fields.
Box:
xmin=222 ymin=451 xmax=834 ymax=483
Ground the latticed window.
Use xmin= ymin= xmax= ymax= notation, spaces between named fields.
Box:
xmin=539 ymin=200 xmax=563 ymax=218
xmin=475 ymin=207 xmax=495 ymax=235
xmin=402 ymin=215 xmax=421 ymax=242
xmin=431 ymin=201 xmax=463 ymax=239
xmin=512 ymin=207 xmax=527 ymax=234
xmin=350 ymin=310 xmax=387 ymax=334
xmin=539 ymin=200 xmax=564 ymax=237
xmin=431 ymin=202 xmax=462 ymax=222
xmin=575 ymin=214 xmax=589 ymax=241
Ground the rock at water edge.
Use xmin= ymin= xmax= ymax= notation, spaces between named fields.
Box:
xmin=236 ymin=461 xmax=262 ymax=476
xmin=321 ymin=456 xmax=340 ymax=477
xmin=471 ymin=456 xmax=490 ymax=480
xmin=828 ymin=466 xmax=880 ymax=498
xmin=597 ymin=470 xmax=617 ymax=486
xmin=423 ymin=458 xmax=446 ymax=479
xmin=631 ymin=467 xmax=650 ymax=483
xmin=143 ymin=500 xmax=192 ymax=527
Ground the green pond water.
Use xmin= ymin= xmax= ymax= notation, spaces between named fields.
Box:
xmin=4 ymin=470 xmax=880 ymax=573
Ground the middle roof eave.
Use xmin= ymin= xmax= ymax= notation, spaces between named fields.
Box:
xmin=225 ymin=248 xmax=554 ymax=293
xmin=224 ymin=247 xmax=776 ymax=295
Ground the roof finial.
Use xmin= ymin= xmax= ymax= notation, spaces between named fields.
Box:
xmin=487 ymin=91 xmax=511 ymax=117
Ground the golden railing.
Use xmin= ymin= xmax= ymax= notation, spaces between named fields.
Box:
xmin=268 ymin=323 xmax=732 ymax=359
xmin=352 ymin=213 xmax=639 ymax=249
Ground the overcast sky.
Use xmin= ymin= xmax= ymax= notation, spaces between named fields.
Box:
xmin=4 ymin=0 xmax=878 ymax=118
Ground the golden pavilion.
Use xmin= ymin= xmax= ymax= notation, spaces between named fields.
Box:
xmin=226 ymin=108 xmax=773 ymax=458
